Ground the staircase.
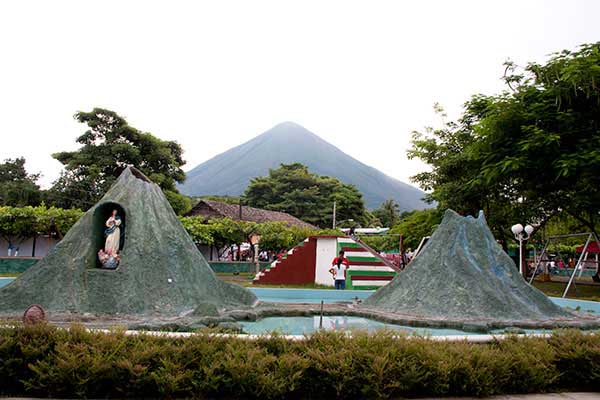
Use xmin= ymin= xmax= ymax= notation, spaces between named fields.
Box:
xmin=337 ymin=237 xmax=397 ymax=290
xmin=353 ymin=237 xmax=401 ymax=271
xmin=253 ymin=238 xmax=317 ymax=285
xmin=253 ymin=236 xmax=398 ymax=289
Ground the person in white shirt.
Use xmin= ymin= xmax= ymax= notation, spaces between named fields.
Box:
xmin=329 ymin=251 xmax=349 ymax=290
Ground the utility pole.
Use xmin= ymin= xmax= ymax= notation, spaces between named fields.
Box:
xmin=332 ymin=201 xmax=336 ymax=229
xmin=399 ymin=234 xmax=405 ymax=269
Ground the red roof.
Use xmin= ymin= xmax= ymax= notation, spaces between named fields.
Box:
xmin=576 ymin=241 xmax=600 ymax=254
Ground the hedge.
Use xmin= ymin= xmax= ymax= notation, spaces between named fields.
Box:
xmin=1 ymin=324 xmax=600 ymax=399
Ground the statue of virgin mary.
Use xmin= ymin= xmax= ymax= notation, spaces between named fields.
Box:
xmin=104 ymin=209 xmax=122 ymax=255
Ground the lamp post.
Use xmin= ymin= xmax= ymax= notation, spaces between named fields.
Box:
xmin=511 ymin=223 xmax=534 ymax=277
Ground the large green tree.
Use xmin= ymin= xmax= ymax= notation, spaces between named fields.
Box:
xmin=47 ymin=108 xmax=192 ymax=214
xmin=0 ymin=158 xmax=42 ymax=207
xmin=409 ymin=42 xmax=600 ymax=243
xmin=243 ymin=163 xmax=367 ymax=228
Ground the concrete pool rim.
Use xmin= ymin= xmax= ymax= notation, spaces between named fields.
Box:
xmin=2 ymin=301 xmax=600 ymax=334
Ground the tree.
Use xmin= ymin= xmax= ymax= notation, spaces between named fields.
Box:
xmin=362 ymin=209 xmax=442 ymax=252
xmin=477 ymin=42 xmax=600 ymax=235
xmin=0 ymin=158 xmax=42 ymax=207
xmin=0 ymin=205 xmax=83 ymax=254
xmin=409 ymin=42 xmax=600 ymax=243
xmin=408 ymin=98 xmax=530 ymax=246
xmin=372 ymin=199 xmax=401 ymax=227
xmin=244 ymin=163 xmax=367 ymax=228
xmin=48 ymin=108 xmax=191 ymax=214
xmin=179 ymin=216 xmax=341 ymax=256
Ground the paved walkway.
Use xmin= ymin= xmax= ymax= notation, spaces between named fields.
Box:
xmin=5 ymin=394 xmax=600 ymax=399
xmin=419 ymin=393 xmax=600 ymax=400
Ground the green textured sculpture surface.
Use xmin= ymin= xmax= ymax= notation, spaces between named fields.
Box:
xmin=0 ymin=167 xmax=256 ymax=315
xmin=364 ymin=209 xmax=573 ymax=321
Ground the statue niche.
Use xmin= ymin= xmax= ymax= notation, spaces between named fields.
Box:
xmin=92 ymin=202 xmax=126 ymax=269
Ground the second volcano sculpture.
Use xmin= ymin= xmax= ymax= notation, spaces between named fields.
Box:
xmin=364 ymin=209 xmax=573 ymax=321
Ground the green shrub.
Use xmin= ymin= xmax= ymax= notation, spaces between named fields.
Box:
xmin=1 ymin=324 xmax=600 ymax=398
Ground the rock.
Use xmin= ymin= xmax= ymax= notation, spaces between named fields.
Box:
xmin=461 ymin=322 xmax=490 ymax=333
xmin=188 ymin=322 xmax=208 ymax=331
xmin=503 ymin=327 xmax=526 ymax=334
xmin=192 ymin=303 xmax=220 ymax=317
xmin=364 ymin=209 xmax=574 ymax=322
xmin=0 ymin=167 xmax=257 ymax=316
xmin=227 ymin=310 xmax=258 ymax=321
xmin=217 ymin=322 xmax=243 ymax=333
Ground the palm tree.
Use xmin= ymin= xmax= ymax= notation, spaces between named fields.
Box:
xmin=374 ymin=199 xmax=400 ymax=227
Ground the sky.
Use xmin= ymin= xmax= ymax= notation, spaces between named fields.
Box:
xmin=1 ymin=0 xmax=599 ymax=189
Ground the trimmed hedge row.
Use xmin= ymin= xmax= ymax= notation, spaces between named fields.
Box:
xmin=1 ymin=324 xmax=599 ymax=399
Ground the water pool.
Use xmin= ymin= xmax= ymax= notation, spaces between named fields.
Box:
xmin=248 ymin=287 xmax=600 ymax=314
xmin=0 ymin=277 xmax=13 ymax=288
xmin=240 ymin=315 xmax=546 ymax=336
xmin=249 ymin=287 xmax=373 ymax=303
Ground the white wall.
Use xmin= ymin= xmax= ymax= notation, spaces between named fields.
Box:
xmin=315 ymin=237 xmax=337 ymax=286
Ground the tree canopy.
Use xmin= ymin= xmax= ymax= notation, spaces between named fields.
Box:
xmin=47 ymin=108 xmax=191 ymax=215
xmin=0 ymin=158 xmax=42 ymax=207
xmin=180 ymin=216 xmax=327 ymax=253
xmin=362 ymin=209 xmax=442 ymax=252
xmin=243 ymin=163 xmax=367 ymax=228
xmin=372 ymin=199 xmax=401 ymax=227
xmin=409 ymin=42 xmax=600 ymax=242
xmin=0 ymin=205 xmax=83 ymax=245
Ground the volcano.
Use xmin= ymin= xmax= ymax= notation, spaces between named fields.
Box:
xmin=179 ymin=122 xmax=428 ymax=210
xmin=0 ymin=167 xmax=256 ymax=316
xmin=364 ymin=209 xmax=573 ymax=322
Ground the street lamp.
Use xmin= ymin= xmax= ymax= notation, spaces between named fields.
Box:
xmin=511 ymin=223 xmax=534 ymax=276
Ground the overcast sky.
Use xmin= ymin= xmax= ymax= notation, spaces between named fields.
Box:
xmin=1 ymin=0 xmax=598 ymax=188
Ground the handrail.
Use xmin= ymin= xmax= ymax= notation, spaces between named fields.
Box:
xmin=352 ymin=236 xmax=401 ymax=272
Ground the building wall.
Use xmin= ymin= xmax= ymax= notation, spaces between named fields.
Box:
xmin=314 ymin=237 xmax=337 ymax=286
xmin=0 ymin=236 xmax=59 ymax=258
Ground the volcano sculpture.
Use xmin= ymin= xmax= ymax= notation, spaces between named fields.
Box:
xmin=0 ymin=167 xmax=256 ymax=315
xmin=364 ymin=209 xmax=573 ymax=322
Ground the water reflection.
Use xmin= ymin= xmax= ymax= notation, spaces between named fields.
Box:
xmin=240 ymin=316 xmax=477 ymax=336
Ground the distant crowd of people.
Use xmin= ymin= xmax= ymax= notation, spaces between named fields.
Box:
xmin=528 ymin=257 xmax=576 ymax=275
xmin=219 ymin=247 xmax=288 ymax=263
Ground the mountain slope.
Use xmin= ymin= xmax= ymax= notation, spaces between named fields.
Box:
xmin=180 ymin=122 xmax=429 ymax=210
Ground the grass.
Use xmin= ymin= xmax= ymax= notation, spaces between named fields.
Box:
xmin=532 ymin=280 xmax=600 ymax=302
xmin=1 ymin=324 xmax=600 ymax=399
xmin=216 ymin=272 xmax=338 ymax=289
xmin=248 ymin=283 xmax=335 ymax=289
